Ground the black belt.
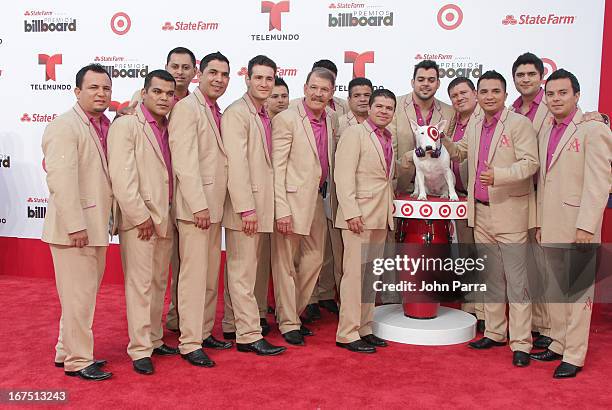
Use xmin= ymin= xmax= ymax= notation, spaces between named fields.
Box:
xmin=476 ymin=199 xmax=490 ymax=206
xmin=319 ymin=181 xmax=328 ymax=198
xmin=456 ymin=189 xmax=468 ymax=196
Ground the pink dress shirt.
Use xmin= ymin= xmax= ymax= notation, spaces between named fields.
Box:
xmin=451 ymin=114 xmax=468 ymax=192
xmin=84 ymin=108 xmax=110 ymax=157
xmin=203 ymin=93 xmax=222 ymax=134
xmin=141 ymin=104 xmax=173 ymax=203
xmin=413 ymin=99 xmax=434 ymax=126
xmin=367 ymin=118 xmax=393 ymax=178
xmin=303 ymin=101 xmax=329 ymax=187
xmin=546 ymin=109 xmax=577 ymax=170
xmin=512 ymin=88 xmax=544 ymax=123
xmin=475 ymin=110 xmax=502 ymax=203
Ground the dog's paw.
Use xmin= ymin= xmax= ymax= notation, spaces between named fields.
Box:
xmin=417 ymin=194 xmax=427 ymax=201
xmin=440 ymin=193 xmax=449 ymax=199
xmin=449 ymin=194 xmax=459 ymax=201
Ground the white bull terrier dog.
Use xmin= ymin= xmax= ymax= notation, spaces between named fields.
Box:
xmin=410 ymin=119 xmax=459 ymax=201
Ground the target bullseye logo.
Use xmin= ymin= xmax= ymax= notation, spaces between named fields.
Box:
xmin=427 ymin=126 xmax=440 ymax=141
xmin=437 ymin=4 xmax=463 ymax=30
xmin=401 ymin=203 xmax=413 ymax=217
xmin=419 ymin=204 xmax=433 ymax=217
xmin=457 ymin=204 xmax=467 ymax=217
xmin=111 ymin=12 xmax=131 ymax=35
xmin=541 ymin=58 xmax=557 ymax=84
xmin=439 ymin=204 xmax=451 ymax=218
xmin=392 ymin=203 xmax=396 ymax=215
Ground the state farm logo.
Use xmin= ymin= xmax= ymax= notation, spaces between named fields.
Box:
xmin=95 ymin=55 xmax=148 ymax=79
xmin=252 ymin=1 xmax=299 ymax=41
xmin=110 ymin=12 xmax=131 ymax=35
xmin=20 ymin=113 xmax=58 ymax=123
xmin=437 ymin=4 xmax=463 ymax=30
xmin=94 ymin=56 xmax=126 ymax=63
xmin=109 ymin=100 xmax=131 ymax=113
xmin=415 ymin=53 xmax=453 ymax=60
xmin=161 ymin=20 xmax=219 ymax=31
xmin=541 ymin=58 xmax=557 ymax=83
xmin=328 ymin=2 xmax=394 ymax=28
xmin=237 ymin=66 xmax=297 ymax=77
xmin=329 ymin=3 xmax=365 ymax=9
xmin=344 ymin=51 xmax=374 ymax=78
xmin=27 ymin=197 xmax=48 ymax=219
xmin=0 ymin=154 xmax=10 ymax=169
xmin=502 ymin=13 xmax=575 ymax=25
xmin=31 ymin=53 xmax=72 ymax=92
xmin=24 ymin=10 xmax=77 ymax=33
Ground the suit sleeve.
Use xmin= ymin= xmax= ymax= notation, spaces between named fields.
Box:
xmin=107 ymin=118 xmax=150 ymax=227
xmin=129 ymin=89 xmax=142 ymax=107
xmin=272 ymin=113 xmax=293 ymax=219
xmin=576 ymin=124 xmax=612 ymax=234
xmin=334 ymin=127 xmax=362 ymax=220
xmin=169 ymin=101 xmax=208 ymax=214
xmin=442 ymin=131 xmax=469 ymax=163
xmin=222 ymin=107 xmax=256 ymax=214
xmin=42 ymin=121 xmax=86 ymax=234
xmin=494 ymin=117 xmax=539 ymax=186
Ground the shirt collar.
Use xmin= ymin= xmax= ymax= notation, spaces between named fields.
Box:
xmin=141 ymin=103 xmax=168 ymax=128
xmin=483 ymin=110 xmax=503 ymax=128
xmin=202 ymin=93 xmax=220 ymax=112
xmin=303 ymin=99 xmax=327 ymax=122
xmin=512 ymin=87 xmax=544 ymax=110
xmin=367 ymin=118 xmax=391 ymax=139
xmin=554 ymin=108 xmax=577 ymax=127
xmin=81 ymin=104 xmax=110 ymax=126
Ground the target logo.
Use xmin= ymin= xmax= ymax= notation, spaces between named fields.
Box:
xmin=419 ymin=204 xmax=433 ymax=217
xmin=541 ymin=58 xmax=557 ymax=82
xmin=110 ymin=12 xmax=131 ymax=35
xmin=392 ymin=203 xmax=396 ymax=215
xmin=439 ymin=205 xmax=451 ymax=218
xmin=457 ymin=204 xmax=467 ymax=218
xmin=401 ymin=203 xmax=413 ymax=217
xmin=437 ymin=4 xmax=463 ymax=31
xmin=427 ymin=126 xmax=440 ymax=141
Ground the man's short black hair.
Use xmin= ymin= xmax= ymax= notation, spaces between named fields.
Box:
xmin=545 ymin=69 xmax=580 ymax=94
xmin=144 ymin=69 xmax=176 ymax=91
xmin=312 ymin=59 xmax=338 ymax=76
xmin=413 ymin=60 xmax=440 ymax=80
xmin=369 ymin=88 xmax=396 ymax=109
xmin=305 ymin=68 xmax=336 ymax=87
xmin=512 ymin=52 xmax=544 ymax=78
xmin=348 ymin=77 xmax=373 ymax=97
xmin=166 ymin=47 xmax=196 ymax=68
xmin=447 ymin=77 xmax=475 ymax=95
xmin=274 ymin=76 xmax=289 ymax=92
xmin=248 ymin=55 xmax=277 ymax=77
xmin=76 ymin=63 xmax=111 ymax=89
xmin=477 ymin=70 xmax=507 ymax=92
xmin=200 ymin=51 xmax=230 ymax=73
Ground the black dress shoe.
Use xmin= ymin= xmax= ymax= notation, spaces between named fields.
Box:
xmin=468 ymin=337 xmax=506 ymax=349
xmin=153 ymin=344 xmax=179 ymax=356
xmin=476 ymin=319 xmax=486 ymax=333
xmin=530 ymin=349 xmax=563 ymax=362
xmin=303 ymin=303 xmax=321 ymax=322
xmin=182 ymin=349 xmax=215 ymax=367
xmin=223 ymin=331 xmax=236 ymax=340
xmin=553 ymin=361 xmax=582 ymax=378
xmin=299 ymin=325 xmax=314 ymax=336
xmin=260 ymin=318 xmax=271 ymax=337
xmin=513 ymin=351 xmax=530 ymax=367
xmin=531 ymin=330 xmax=541 ymax=338
xmin=167 ymin=327 xmax=179 ymax=333
xmin=319 ymin=299 xmax=339 ymax=314
xmin=202 ymin=335 xmax=233 ymax=350
xmin=534 ymin=335 xmax=553 ymax=349
xmin=336 ymin=340 xmax=376 ymax=353
xmin=65 ymin=363 xmax=112 ymax=381
xmin=282 ymin=330 xmax=304 ymax=345
xmin=361 ymin=334 xmax=388 ymax=347
xmin=133 ymin=357 xmax=154 ymax=375
xmin=237 ymin=338 xmax=287 ymax=356
xmin=55 ymin=359 xmax=106 ymax=368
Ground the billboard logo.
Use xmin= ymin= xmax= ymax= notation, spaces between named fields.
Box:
xmin=344 ymin=51 xmax=374 ymax=78
xmin=110 ymin=12 xmax=131 ymax=35
xmin=261 ymin=1 xmax=290 ymax=31
xmin=437 ymin=4 xmax=463 ymax=30
xmin=0 ymin=155 xmax=10 ymax=168
xmin=27 ymin=206 xmax=47 ymax=219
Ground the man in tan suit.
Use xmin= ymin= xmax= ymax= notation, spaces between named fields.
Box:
xmin=441 ymin=71 xmax=539 ymax=367
xmin=530 ymin=69 xmax=612 ymax=378
xmin=168 ymin=52 xmax=233 ymax=367
xmin=108 ymin=70 xmax=179 ymax=375
xmin=271 ymin=68 xmax=338 ymax=345
xmin=390 ymin=60 xmax=455 ymax=195
xmin=221 ymin=55 xmax=286 ymax=356
xmin=42 ymin=64 xmax=114 ymax=381
xmin=335 ymin=88 xmax=396 ymax=353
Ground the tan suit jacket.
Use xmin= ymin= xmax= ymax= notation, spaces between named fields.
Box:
xmin=169 ymin=88 xmax=227 ymax=223
xmin=272 ymin=103 xmax=337 ymax=235
xmin=448 ymin=105 xmax=484 ymax=190
xmin=41 ymin=104 xmax=114 ymax=246
xmin=338 ymin=111 xmax=361 ymax=136
xmin=222 ymin=94 xmax=274 ymax=232
xmin=390 ymin=93 xmax=455 ymax=193
xmin=537 ymin=110 xmax=612 ymax=244
xmin=107 ymin=104 xmax=173 ymax=237
xmin=335 ymin=121 xmax=395 ymax=230
xmin=509 ymin=97 xmax=552 ymax=137
xmin=443 ymin=107 xmax=539 ymax=234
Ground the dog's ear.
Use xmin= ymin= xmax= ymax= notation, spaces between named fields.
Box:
xmin=409 ymin=119 xmax=420 ymax=135
xmin=434 ymin=119 xmax=448 ymax=133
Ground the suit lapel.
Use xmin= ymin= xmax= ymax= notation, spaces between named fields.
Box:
xmin=548 ymin=110 xmax=582 ymax=170
xmin=243 ymin=94 xmax=271 ymax=165
xmin=136 ymin=105 xmax=166 ymax=166
xmin=365 ymin=121 xmax=388 ymax=176
xmin=195 ymin=88 xmax=226 ymax=155
xmin=532 ymin=100 xmax=551 ymax=134
xmin=430 ymin=98 xmax=443 ymax=126
xmin=487 ymin=109 xmax=508 ymax=164
xmin=297 ymin=102 xmax=322 ymax=161
xmin=471 ymin=117 xmax=483 ymax=176
xmin=73 ymin=104 xmax=110 ymax=179
xmin=539 ymin=121 xmax=554 ymax=178
xmin=402 ymin=93 xmax=418 ymax=127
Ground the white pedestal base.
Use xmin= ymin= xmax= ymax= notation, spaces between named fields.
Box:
xmin=372 ymin=304 xmax=476 ymax=346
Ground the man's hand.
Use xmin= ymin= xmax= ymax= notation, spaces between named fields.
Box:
xmin=480 ymin=162 xmax=495 ymax=186
xmin=193 ymin=209 xmax=211 ymax=230
xmin=68 ymin=229 xmax=89 ymax=248
xmin=276 ymin=216 xmax=293 ymax=235
xmin=136 ymin=217 xmax=154 ymax=241
xmin=535 ymin=228 xmax=541 ymax=244
xmin=582 ymin=111 xmax=606 ymax=123
xmin=575 ymin=228 xmax=594 ymax=244
xmin=242 ymin=213 xmax=258 ymax=236
xmin=347 ymin=217 xmax=365 ymax=234
xmin=116 ymin=103 xmax=137 ymax=117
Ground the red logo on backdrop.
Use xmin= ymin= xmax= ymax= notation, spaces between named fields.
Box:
xmin=329 ymin=3 xmax=336 ymax=8
xmin=502 ymin=15 xmax=518 ymax=25
xmin=109 ymin=100 xmax=130 ymax=112
xmin=191 ymin=59 xmax=202 ymax=84
xmin=437 ymin=4 xmax=463 ymax=30
xmin=261 ymin=1 xmax=290 ymax=31
xmin=162 ymin=22 xmax=174 ymax=31
xmin=541 ymin=58 xmax=557 ymax=82
xmin=237 ymin=66 xmax=296 ymax=77
xmin=38 ymin=54 xmax=62 ymax=81
xmin=110 ymin=12 xmax=131 ymax=35
xmin=21 ymin=113 xmax=32 ymax=122
xmin=344 ymin=51 xmax=374 ymax=78
xmin=238 ymin=67 xmax=248 ymax=76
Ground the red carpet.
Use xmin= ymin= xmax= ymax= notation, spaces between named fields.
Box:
xmin=0 ymin=274 xmax=611 ymax=409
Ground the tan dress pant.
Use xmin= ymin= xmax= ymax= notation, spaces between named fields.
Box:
xmin=165 ymin=225 xmax=180 ymax=331
xmin=336 ymin=229 xmax=387 ymax=343
xmin=272 ymin=196 xmax=327 ymax=334
xmin=474 ymin=203 xmax=532 ymax=353
xmin=456 ymin=218 xmax=484 ymax=319
xmin=528 ymin=228 xmax=551 ymax=336
xmin=120 ymin=225 xmax=173 ymax=360
xmin=309 ymin=219 xmax=343 ymax=304
xmin=52 ymin=245 xmax=107 ymax=372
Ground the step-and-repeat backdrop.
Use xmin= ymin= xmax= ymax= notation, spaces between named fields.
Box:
xmin=0 ymin=0 xmax=606 ymax=239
